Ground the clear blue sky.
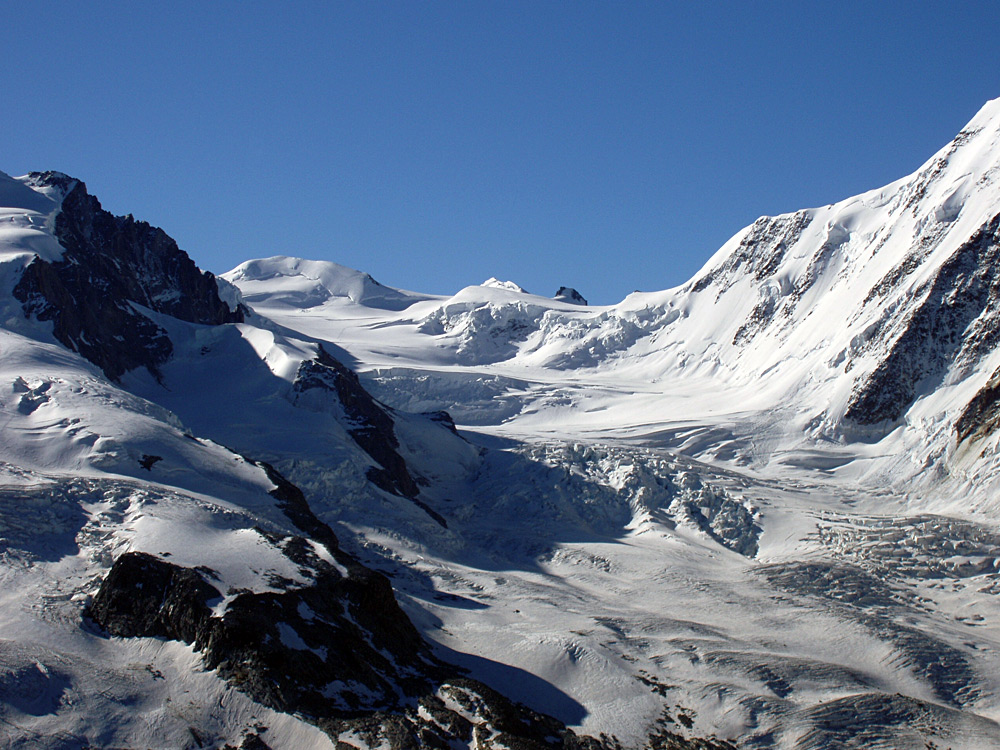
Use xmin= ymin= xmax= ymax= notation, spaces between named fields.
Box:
xmin=3 ymin=2 xmax=997 ymax=304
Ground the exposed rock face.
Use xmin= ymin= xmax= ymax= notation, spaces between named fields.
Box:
xmin=85 ymin=455 xmax=730 ymax=749
xmin=88 ymin=528 xmax=588 ymax=749
xmin=425 ymin=409 xmax=459 ymax=434
xmin=13 ymin=173 xmax=244 ymax=380
xmin=89 ymin=546 xmax=436 ymax=716
xmin=691 ymin=213 xmax=813 ymax=296
xmin=293 ymin=345 xmax=420 ymax=498
xmin=223 ymin=734 xmax=274 ymax=750
xmin=554 ymin=287 xmax=587 ymax=306
xmin=957 ymin=364 xmax=1000 ymax=443
xmin=845 ymin=213 xmax=1000 ymax=425
xmin=291 ymin=346 xmax=453 ymax=527
xmin=88 ymin=550 xmax=220 ymax=644
xmin=254 ymin=456 xmax=345 ymax=551
xmin=89 ymin=455 xmax=440 ymax=722
xmin=18 ymin=169 xmax=77 ymax=201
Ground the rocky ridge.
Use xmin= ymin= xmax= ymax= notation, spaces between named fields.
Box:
xmin=13 ymin=172 xmax=244 ymax=381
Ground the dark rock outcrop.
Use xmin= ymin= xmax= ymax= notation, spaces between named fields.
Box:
xmin=223 ymin=734 xmax=274 ymax=750
xmin=686 ymin=212 xmax=815 ymax=347
xmin=253 ymin=456 xmax=345 ymax=553
xmin=89 ymin=547 xmax=625 ymax=750
xmin=88 ymin=551 xmax=220 ymax=644
xmin=554 ymin=287 xmax=588 ymax=306
xmin=90 ymin=545 xmax=437 ymax=718
xmin=845 ymin=213 xmax=1000 ymax=426
xmin=13 ymin=173 xmax=244 ymax=380
xmin=424 ymin=409 xmax=459 ymax=435
xmin=293 ymin=345 xmax=420 ymax=499
xmin=957 ymin=364 xmax=1000 ymax=444
xmin=291 ymin=346 xmax=450 ymax=527
xmin=85 ymin=455 xmax=728 ymax=749
xmin=90 ymin=550 xmax=723 ymax=749
xmin=691 ymin=213 xmax=813 ymax=295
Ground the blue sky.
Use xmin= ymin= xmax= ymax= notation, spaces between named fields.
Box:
xmin=3 ymin=2 xmax=998 ymax=304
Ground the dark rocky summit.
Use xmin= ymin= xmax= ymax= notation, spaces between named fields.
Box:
xmin=554 ymin=287 xmax=588 ymax=306
xmin=13 ymin=172 xmax=244 ymax=381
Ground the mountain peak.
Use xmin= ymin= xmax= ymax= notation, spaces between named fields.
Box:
xmin=0 ymin=171 xmax=63 ymax=215
xmin=225 ymin=256 xmax=429 ymax=311
xmin=481 ymin=277 xmax=528 ymax=293
xmin=554 ymin=286 xmax=587 ymax=305
xmin=20 ymin=170 xmax=79 ymax=203
xmin=12 ymin=176 xmax=243 ymax=380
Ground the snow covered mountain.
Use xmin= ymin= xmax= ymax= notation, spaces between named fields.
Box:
xmin=232 ymin=98 xmax=1000 ymax=512
xmin=4 ymin=98 xmax=1000 ymax=749
xmin=0 ymin=173 xmax=726 ymax=748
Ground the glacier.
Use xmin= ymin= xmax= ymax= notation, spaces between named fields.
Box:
xmin=2 ymin=98 xmax=1000 ymax=748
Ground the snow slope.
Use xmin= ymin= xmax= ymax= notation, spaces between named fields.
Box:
xmin=227 ymin=255 xmax=435 ymax=311
xmin=0 ymin=175 xmax=629 ymax=749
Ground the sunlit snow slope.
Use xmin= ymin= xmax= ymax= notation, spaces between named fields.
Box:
xmin=0 ymin=173 xmax=650 ymax=750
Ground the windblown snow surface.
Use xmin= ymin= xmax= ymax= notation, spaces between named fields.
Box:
xmin=3 ymin=99 xmax=1000 ymax=748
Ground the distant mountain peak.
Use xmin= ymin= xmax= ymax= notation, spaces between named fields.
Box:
xmin=481 ymin=277 xmax=528 ymax=293
xmin=554 ymin=286 xmax=587 ymax=305
xmin=20 ymin=170 xmax=79 ymax=203
xmin=0 ymin=170 xmax=65 ymax=215
xmin=225 ymin=255 xmax=430 ymax=311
